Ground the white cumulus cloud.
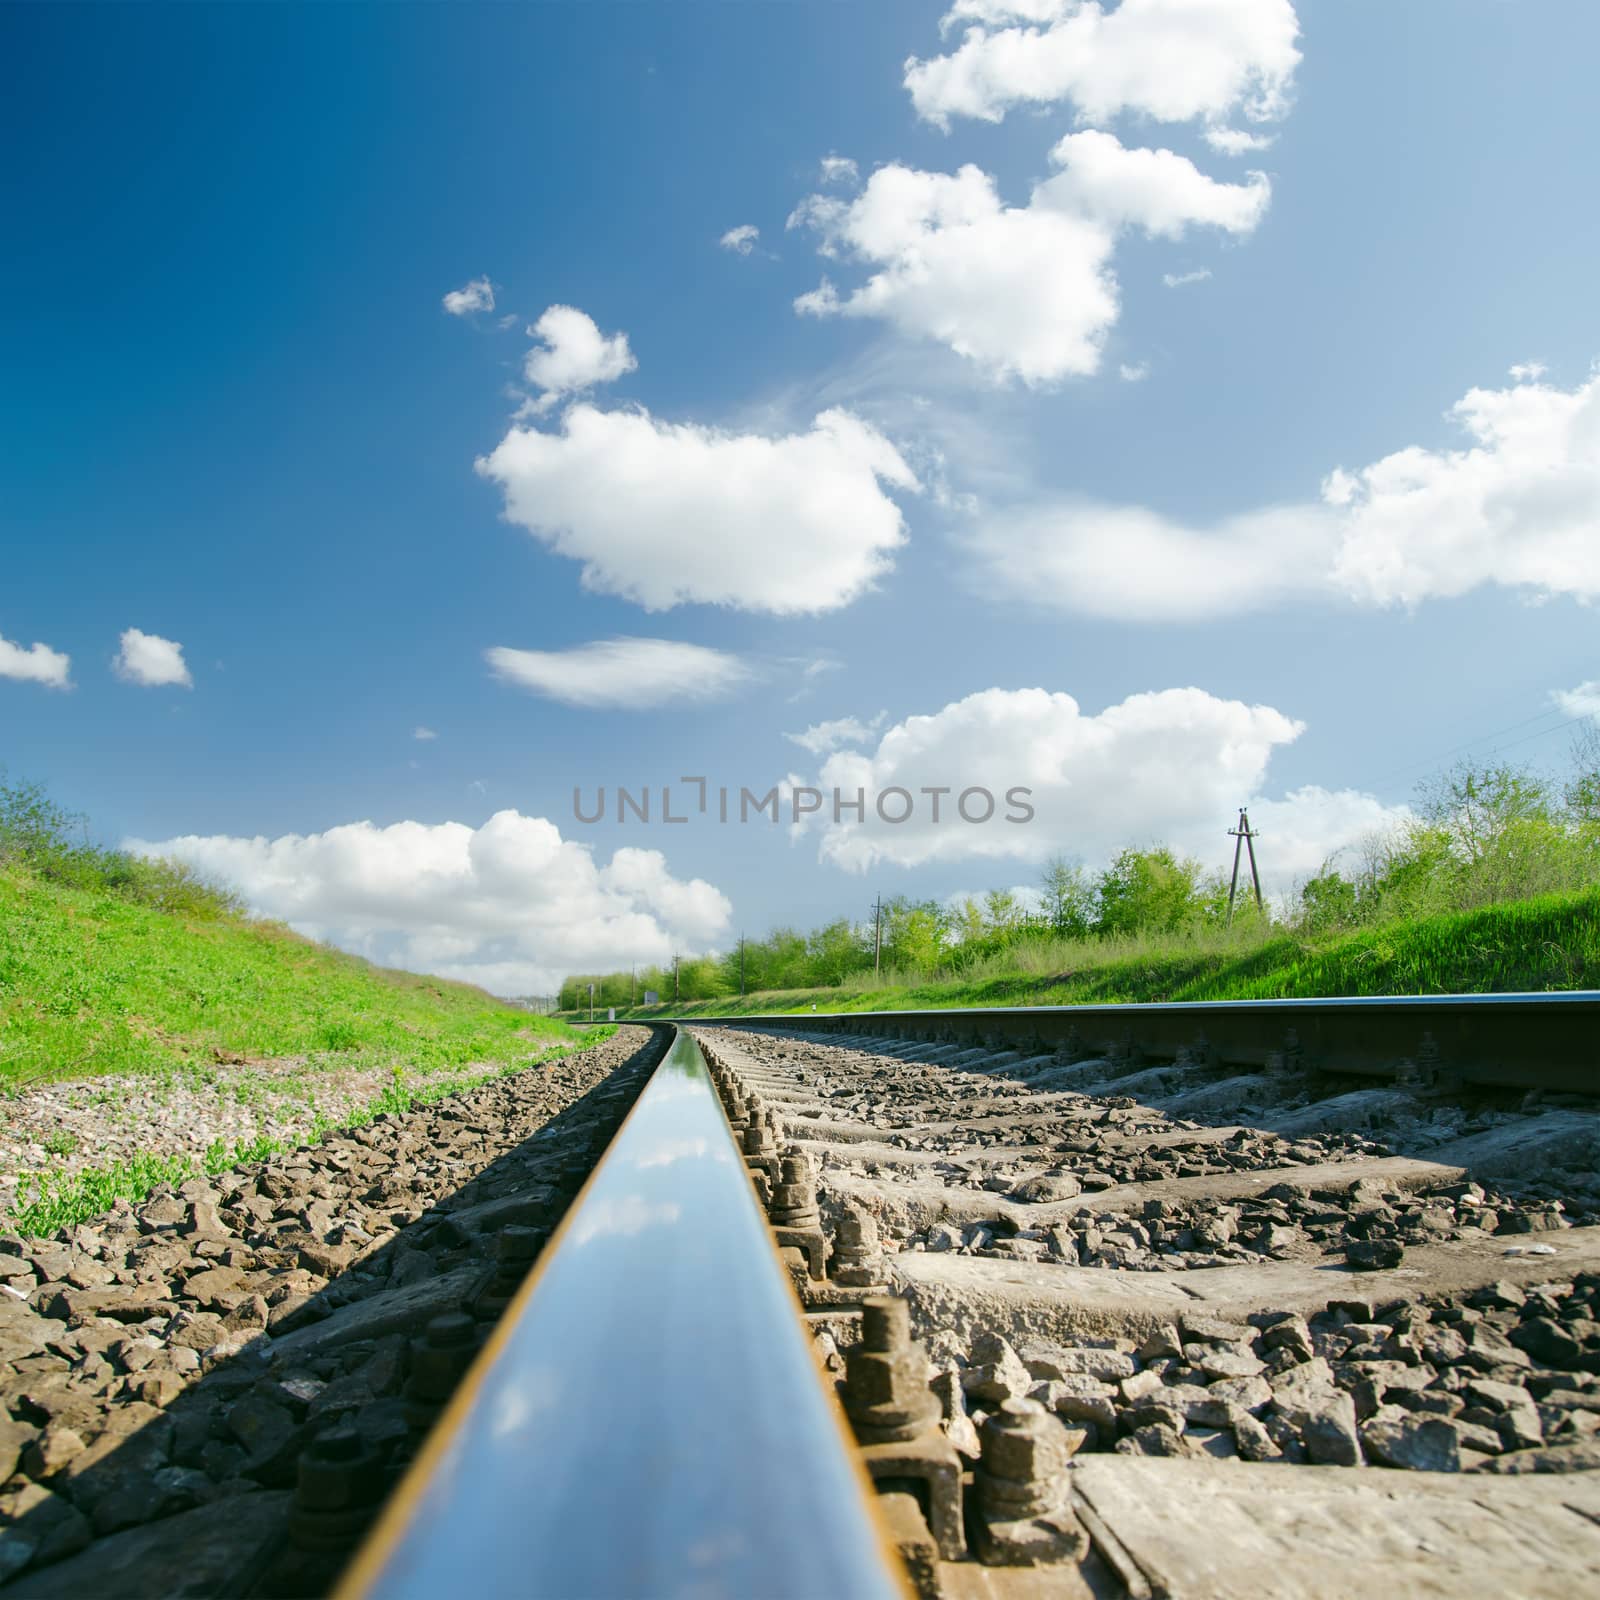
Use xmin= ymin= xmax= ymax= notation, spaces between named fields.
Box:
xmin=791 ymin=164 xmax=1115 ymax=385
xmin=789 ymin=133 xmax=1267 ymax=384
xmin=964 ymin=365 xmax=1600 ymax=617
xmin=0 ymin=632 xmax=72 ymax=690
xmin=905 ymin=0 xmax=1302 ymax=131
xmin=129 ymin=812 xmax=733 ymax=997
xmin=487 ymin=637 xmax=751 ymax=709
xmin=442 ymin=277 xmax=495 ymax=316
xmin=114 ymin=628 xmax=192 ymax=688
xmin=783 ymin=713 xmax=888 ymax=755
xmin=523 ymin=305 xmax=637 ymax=414
xmin=800 ymin=685 xmax=1405 ymax=885
xmin=720 ymin=224 xmax=761 ymax=255
xmin=1044 ymin=130 xmax=1269 ymax=238
xmin=477 ymin=403 xmax=917 ymax=614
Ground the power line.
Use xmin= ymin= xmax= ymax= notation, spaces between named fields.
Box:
xmin=1476 ymin=714 xmax=1589 ymax=761
xmin=1363 ymin=702 xmax=1586 ymax=792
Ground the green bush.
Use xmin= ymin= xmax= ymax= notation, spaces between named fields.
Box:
xmin=0 ymin=773 xmax=240 ymax=919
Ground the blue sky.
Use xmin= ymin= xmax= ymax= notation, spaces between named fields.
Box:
xmin=4 ymin=1 xmax=1598 ymax=994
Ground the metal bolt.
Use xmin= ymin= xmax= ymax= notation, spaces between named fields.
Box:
xmin=978 ymin=1400 xmax=1068 ymax=1521
xmin=295 ymin=1426 xmax=385 ymax=1514
xmin=425 ymin=1309 xmax=476 ymax=1347
xmin=832 ymin=1203 xmax=886 ymax=1288
xmin=407 ymin=1311 xmax=478 ymax=1404
xmin=496 ymin=1225 xmax=543 ymax=1265
xmin=843 ymin=1295 xmax=941 ymax=1445
xmin=768 ymin=1149 xmax=820 ymax=1229
xmin=863 ymin=1296 xmax=908 ymax=1351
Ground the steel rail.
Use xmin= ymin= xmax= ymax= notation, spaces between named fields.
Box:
xmin=683 ymin=991 xmax=1600 ymax=1094
xmin=337 ymin=1025 xmax=906 ymax=1600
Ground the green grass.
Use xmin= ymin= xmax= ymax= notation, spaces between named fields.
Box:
xmin=10 ymin=1152 xmax=198 ymax=1236
xmin=0 ymin=859 xmax=615 ymax=1234
xmin=583 ymin=889 xmax=1600 ymax=1021
xmin=0 ymin=861 xmax=582 ymax=1090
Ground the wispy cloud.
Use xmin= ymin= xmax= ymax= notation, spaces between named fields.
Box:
xmin=486 ymin=637 xmax=752 ymax=709
xmin=442 ymin=276 xmax=495 ymax=316
xmin=783 ymin=712 xmax=887 ymax=755
xmin=1205 ymin=127 xmax=1277 ymax=155
xmin=1553 ymin=681 xmax=1600 ymax=722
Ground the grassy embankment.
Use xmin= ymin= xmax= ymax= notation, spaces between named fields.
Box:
xmin=577 ymin=888 xmax=1600 ymax=1022
xmin=1 ymin=861 xmax=604 ymax=1231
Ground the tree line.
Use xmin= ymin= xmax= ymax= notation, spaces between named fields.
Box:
xmin=558 ymin=741 xmax=1600 ymax=1009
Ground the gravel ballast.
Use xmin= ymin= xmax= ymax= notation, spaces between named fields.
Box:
xmin=0 ymin=1024 xmax=665 ymax=1593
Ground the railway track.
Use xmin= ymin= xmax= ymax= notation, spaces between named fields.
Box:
xmin=673 ymin=1001 xmax=1600 ymax=1598
xmin=2 ymin=998 xmax=1598 ymax=1596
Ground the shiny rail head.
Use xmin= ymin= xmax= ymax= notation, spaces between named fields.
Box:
xmin=682 ymin=990 xmax=1600 ymax=1094
xmin=340 ymin=1027 xmax=906 ymax=1600
xmin=687 ymin=989 xmax=1600 ymax=1022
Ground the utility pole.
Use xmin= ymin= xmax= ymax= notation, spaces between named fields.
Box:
xmin=738 ymin=935 xmax=746 ymax=997
xmin=630 ymin=967 xmax=636 ymax=1007
xmin=872 ymin=894 xmax=883 ymax=978
xmin=587 ymin=981 xmax=595 ymax=1023
xmin=1226 ymin=808 xmax=1264 ymax=924
xmin=673 ymin=954 xmax=680 ymax=1002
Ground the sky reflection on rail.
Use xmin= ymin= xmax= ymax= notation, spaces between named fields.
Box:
xmin=344 ymin=1028 xmax=901 ymax=1600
